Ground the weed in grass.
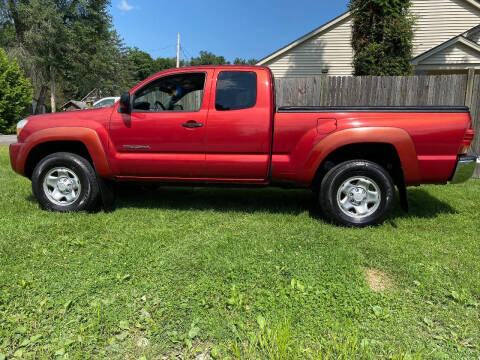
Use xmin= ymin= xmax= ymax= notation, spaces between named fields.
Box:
xmin=221 ymin=318 xmax=424 ymax=359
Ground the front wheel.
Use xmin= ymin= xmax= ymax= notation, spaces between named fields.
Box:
xmin=319 ymin=160 xmax=395 ymax=227
xmin=32 ymin=152 xmax=100 ymax=212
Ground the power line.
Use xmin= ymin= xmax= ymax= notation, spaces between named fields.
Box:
xmin=181 ymin=45 xmax=194 ymax=59
xmin=141 ymin=44 xmax=177 ymax=53
xmin=180 ymin=46 xmax=190 ymax=62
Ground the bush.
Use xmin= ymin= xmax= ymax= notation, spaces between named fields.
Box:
xmin=0 ymin=48 xmax=33 ymax=134
xmin=350 ymin=0 xmax=415 ymax=76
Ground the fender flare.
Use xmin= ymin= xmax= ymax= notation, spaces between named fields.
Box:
xmin=18 ymin=127 xmax=113 ymax=178
xmin=297 ymin=127 xmax=421 ymax=186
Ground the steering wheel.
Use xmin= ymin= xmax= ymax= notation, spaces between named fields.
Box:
xmin=154 ymin=101 xmax=165 ymax=110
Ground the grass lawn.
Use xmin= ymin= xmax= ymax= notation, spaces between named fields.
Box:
xmin=0 ymin=145 xmax=479 ymax=359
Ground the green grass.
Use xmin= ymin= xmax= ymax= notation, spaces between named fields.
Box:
xmin=0 ymin=145 xmax=479 ymax=359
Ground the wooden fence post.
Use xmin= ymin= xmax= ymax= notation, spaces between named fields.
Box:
xmin=465 ymin=68 xmax=475 ymax=108
xmin=321 ymin=70 xmax=329 ymax=106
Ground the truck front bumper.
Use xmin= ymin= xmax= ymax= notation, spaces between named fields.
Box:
xmin=9 ymin=142 xmax=24 ymax=176
xmin=450 ymin=154 xmax=479 ymax=184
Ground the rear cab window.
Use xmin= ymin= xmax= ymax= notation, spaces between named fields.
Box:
xmin=215 ymin=71 xmax=257 ymax=111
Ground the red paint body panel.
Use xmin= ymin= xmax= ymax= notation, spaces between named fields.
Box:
xmin=298 ymin=127 xmax=421 ymax=186
xmin=9 ymin=65 xmax=473 ymax=189
xmin=205 ymin=68 xmax=274 ymax=179
xmin=271 ymin=111 xmax=471 ymax=185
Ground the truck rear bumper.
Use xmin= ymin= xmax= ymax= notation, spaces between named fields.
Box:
xmin=450 ymin=154 xmax=478 ymax=184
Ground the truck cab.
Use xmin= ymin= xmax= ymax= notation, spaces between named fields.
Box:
xmin=110 ymin=66 xmax=274 ymax=182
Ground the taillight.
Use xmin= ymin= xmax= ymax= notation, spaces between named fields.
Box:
xmin=459 ymin=128 xmax=475 ymax=154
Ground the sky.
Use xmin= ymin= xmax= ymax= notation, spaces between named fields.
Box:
xmin=110 ymin=0 xmax=350 ymax=63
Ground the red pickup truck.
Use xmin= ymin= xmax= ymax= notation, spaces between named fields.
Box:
xmin=9 ymin=65 xmax=478 ymax=226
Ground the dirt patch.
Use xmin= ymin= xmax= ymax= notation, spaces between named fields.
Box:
xmin=365 ymin=268 xmax=394 ymax=292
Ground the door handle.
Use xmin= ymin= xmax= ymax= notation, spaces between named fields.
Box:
xmin=182 ymin=122 xmax=203 ymax=128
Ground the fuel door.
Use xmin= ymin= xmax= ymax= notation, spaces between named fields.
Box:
xmin=317 ymin=118 xmax=337 ymax=134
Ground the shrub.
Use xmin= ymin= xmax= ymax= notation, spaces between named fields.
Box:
xmin=350 ymin=0 xmax=415 ymax=76
xmin=0 ymin=48 xmax=33 ymax=134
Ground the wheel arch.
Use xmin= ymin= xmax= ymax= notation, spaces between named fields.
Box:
xmin=299 ymin=127 xmax=421 ymax=187
xmin=19 ymin=128 xmax=112 ymax=179
xmin=311 ymin=142 xmax=402 ymax=189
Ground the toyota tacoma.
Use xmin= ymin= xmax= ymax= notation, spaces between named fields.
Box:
xmin=9 ymin=66 xmax=478 ymax=226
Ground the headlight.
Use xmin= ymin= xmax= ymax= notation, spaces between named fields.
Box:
xmin=16 ymin=119 xmax=28 ymax=136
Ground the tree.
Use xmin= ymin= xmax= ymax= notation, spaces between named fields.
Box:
xmin=233 ymin=58 xmax=258 ymax=65
xmin=124 ymin=47 xmax=156 ymax=83
xmin=2 ymin=0 xmax=128 ymax=111
xmin=0 ymin=20 xmax=16 ymax=48
xmin=350 ymin=0 xmax=415 ymax=76
xmin=189 ymin=51 xmax=229 ymax=66
xmin=154 ymin=56 xmax=185 ymax=72
xmin=59 ymin=5 xmax=132 ymax=101
xmin=121 ymin=50 xmax=187 ymax=88
xmin=0 ymin=48 xmax=32 ymax=133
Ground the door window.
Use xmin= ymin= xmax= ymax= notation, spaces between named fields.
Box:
xmin=215 ymin=71 xmax=257 ymax=111
xmin=133 ymin=72 xmax=206 ymax=112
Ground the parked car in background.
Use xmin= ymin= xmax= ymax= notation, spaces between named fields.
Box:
xmin=9 ymin=66 xmax=478 ymax=227
xmin=93 ymin=97 xmax=119 ymax=108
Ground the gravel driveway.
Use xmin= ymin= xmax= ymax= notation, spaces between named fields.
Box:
xmin=0 ymin=135 xmax=16 ymax=146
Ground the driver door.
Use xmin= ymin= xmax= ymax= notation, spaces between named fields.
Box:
xmin=108 ymin=70 xmax=213 ymax=178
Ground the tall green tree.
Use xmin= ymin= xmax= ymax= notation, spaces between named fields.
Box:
xmin=350 ymin=0 xmax=415 ymax=76
xmin=190 ymin=51 xmax=229 ymax=66
xmin=61 ymin=27 xmax=131 ymax=100
xmin=2 ymin=0 xmax=127 ymax=111
xmin=121 ymin=49 xmax=185 ymax=87
xmin=124 ymin=47 xmax=156 ymax=83
xmin=0 ymin=48 xmax=32 ymax=133
xmin=154 ymin=56 xmax=184 ymax=72
xmin=233 ymin=58 xmax=258 ymax=65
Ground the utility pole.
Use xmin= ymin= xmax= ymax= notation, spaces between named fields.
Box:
xmin=176 ymin=32 xmax=180 ymax=68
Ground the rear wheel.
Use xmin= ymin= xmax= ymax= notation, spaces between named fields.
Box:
xmin=32 ymin=152 xmax=99 ymax=212
xmin=319 ymin=160 xmax=395 ymax=227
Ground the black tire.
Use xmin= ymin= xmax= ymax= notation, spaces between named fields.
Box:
xmin=32 ymin=152 xmax=100 ymax=212
xmin=319 ymin=160 xmax=395 ymax=227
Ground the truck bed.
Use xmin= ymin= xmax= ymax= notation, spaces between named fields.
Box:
xmin=272 ymin=106 xmax=472 ymax=185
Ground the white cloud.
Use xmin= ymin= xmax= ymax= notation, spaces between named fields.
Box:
xmin=118 ymin=0 xmax=134 ymax=11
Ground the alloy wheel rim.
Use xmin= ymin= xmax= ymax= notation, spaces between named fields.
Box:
xmin=42 ymin=167 xmax=82 ymax=206
xmin=336 ymin=176 xmax=381 ymax=219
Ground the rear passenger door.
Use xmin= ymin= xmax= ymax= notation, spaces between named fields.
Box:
xmin=205 ymin=69 xmax=273 ymax=181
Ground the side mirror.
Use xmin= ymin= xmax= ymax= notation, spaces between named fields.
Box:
xmin=119 ymin=92 xmax=131 ymax=113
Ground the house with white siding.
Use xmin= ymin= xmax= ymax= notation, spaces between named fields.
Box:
xmin=257 ymin=0 xmax=480 ymax=77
